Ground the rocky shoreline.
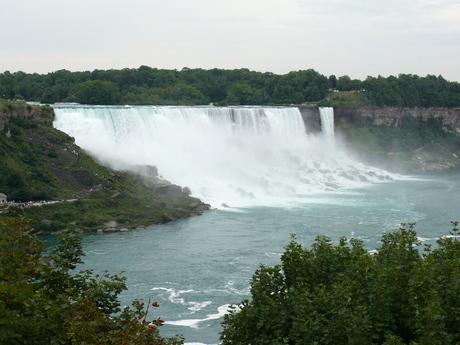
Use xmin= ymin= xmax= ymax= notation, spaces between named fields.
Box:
xmin=94 ymin=199 xmax=211 ymax=234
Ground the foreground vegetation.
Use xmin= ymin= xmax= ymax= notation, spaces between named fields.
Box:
xmin=1 ymin=67 xmax=460 ymax=107
xmin=0 ymin=217 xmax=183 ymax=344
xmin=4 ymin=218 xmax=460 ymax=344
xmin=221 ymin=222 xmax=460 ymax=345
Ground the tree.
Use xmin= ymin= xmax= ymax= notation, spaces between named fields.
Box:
xmin=0 ymin=217 xmax=183 ymax=344
xmin=74 ymin=80 xmax=120 ymax=105
xmin=221 ymin=223 xmax=460 ymax=344
xmin=336 ymin=75 xmax=362 ymax=91
xmin=225 ymin=83 xmax=256 ymax=105
xmin=328 ymin=75 xmax=337 ymax=89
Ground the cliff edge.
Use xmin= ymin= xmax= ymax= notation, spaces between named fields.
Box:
xmin=334 ymin=106 xmax=460 ymax=172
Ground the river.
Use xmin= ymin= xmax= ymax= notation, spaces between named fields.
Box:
xmin=72 ymin=168 xmax=459 ymax=345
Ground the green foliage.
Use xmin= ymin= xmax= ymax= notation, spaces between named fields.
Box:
xmin=0 ymin=116 xmax=58 ymax=201
xmin=0 ymin=68 xmax=325 ymax=106
xmin=2 ymin=68 xmax=460 ymax=106
xmin=336 ymin=75 xmax=363 ymax=91
xmin=75 ymin=80 xmax=120 ymax=105
xmin=0 ymin=217 xmax=183 ymax=344
xmin=221 ymin=223 xmax=460 ymax=344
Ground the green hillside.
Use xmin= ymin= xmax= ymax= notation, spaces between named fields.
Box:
xmin=0 ymin=103 xmax=209 ymax=234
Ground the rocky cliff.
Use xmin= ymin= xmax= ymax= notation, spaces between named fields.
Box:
xmin=298 ymin=105 xmax=321 ymax=133
xmin=334 ymin=106 xmax=460 ymax=132
xmin=0 ymin=103 xmax=54 ymax=131
xmin=331 ymin=106 xmax=460 ymax=172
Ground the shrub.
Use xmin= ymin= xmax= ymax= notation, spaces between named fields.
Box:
xmin=221 ymin=222 xmax=460 ymax=345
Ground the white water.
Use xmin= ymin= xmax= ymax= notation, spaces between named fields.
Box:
xmin=319 ymin=107 xmax=334 ymax=138
xmin=53 ymin=105 xmax=396 ymax=208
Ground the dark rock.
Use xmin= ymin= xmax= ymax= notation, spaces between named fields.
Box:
xmin=187 ymin=201 xmax=211 ymax=215
xmin=182 ymin=186 xmax=192 ymax=195
xmin=325 ymin=182 xmax=340 ymax=189
xmin=236 ymin=187 xmax=255 ymax=199
xmin=155 ymin=184 xmax=182 ymax=194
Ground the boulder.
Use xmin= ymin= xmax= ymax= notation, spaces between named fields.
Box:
xmin=151 ymin=179 xmax=182 ymax=194
xmin=154 ymin=184 xmax=182 ymax=194
xmin=187 ymin=201 xmax=211 ymax=215
xmin=182 ymin=186 xmax=192 ymax=195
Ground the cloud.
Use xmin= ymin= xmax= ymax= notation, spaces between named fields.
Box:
xmin=1 ymin=0 xmax=459 ymax=81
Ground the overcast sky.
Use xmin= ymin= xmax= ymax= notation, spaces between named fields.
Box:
xmin=2 ymin=0 xmax=460 ymax=81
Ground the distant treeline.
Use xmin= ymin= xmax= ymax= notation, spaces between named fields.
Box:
xmin=1 ymin=66 xmax=460 ymax=107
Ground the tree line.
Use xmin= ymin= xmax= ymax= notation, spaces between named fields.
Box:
xmin=1 ymin=67 xmax=460 ymax=107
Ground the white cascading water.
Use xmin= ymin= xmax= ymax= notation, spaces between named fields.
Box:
xmin=53 ymin=105 xmax=395 ymax=208
xmin=319 ymin=107 xmax=335 ymax=138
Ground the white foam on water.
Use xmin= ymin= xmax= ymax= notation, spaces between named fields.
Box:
xmin=164 ymin=304 xmax=232 ymax=329
xmin=188 ymin=301 xmax=213 ymax=312
xmin=151 ymin=287 xmax=194 ymax=305
xmin=53 ymin=105 xmax=400 ymax=208
xmin=152 ymin=287 xmax=214 ymax=315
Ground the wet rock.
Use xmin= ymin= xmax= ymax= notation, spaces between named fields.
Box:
xmin=156 ymin=184 xmax=182 ymax=194
xmin=325 ymin=182 xmax=341 ymax=189
xmin=182 ymin=186 xmax=192 ymax=195
xmin=187 ymin=201 xmax=211 ymax=215
xmin=151 ymin=179 xmax=182 ymax=194
xmin=357 ymin=175 xmax=370 ymax=182
xmin=236 ymin=187 xmax=255 ymax=199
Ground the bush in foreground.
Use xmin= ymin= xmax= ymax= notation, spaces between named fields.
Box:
xmin=0 ymin=217 xmax=183 ymax=344
xmin=221 ymin=223 xmax=460 ymax=345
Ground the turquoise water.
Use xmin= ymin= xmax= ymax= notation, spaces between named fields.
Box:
xmin=70 ymin=169 xmax=460 ymax=345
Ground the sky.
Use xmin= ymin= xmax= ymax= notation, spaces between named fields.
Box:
xmin=2 ymin=0 xmax=460 ymax=82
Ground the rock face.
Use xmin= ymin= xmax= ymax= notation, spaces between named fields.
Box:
xmin=186 ymin=201 xmax=211 ymax=216
xmin=334 ymin=106 xmax=460 ymax=132
xmin=298 ymin=105 xmax=321 ymax=133
xmin=182 ymin=186 xmax=192 ymax=195
xmin=331 ymin=106 xmax=460 ymax=173
xmin=0 ymin=105 xmax=54 ymax=131
xmin=154 ymin=183 xmax=183 ymax=194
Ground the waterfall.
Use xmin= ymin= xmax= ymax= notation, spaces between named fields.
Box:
xmin=53 ymin=105 xmax=394 ymax=208
xmin=319 ymin=107 xmax=334 ymax=137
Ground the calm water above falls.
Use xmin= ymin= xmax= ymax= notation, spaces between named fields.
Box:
xmin=51 ymin=106 xmax=460 ymax=344
xmin=73 ymin=169 xmax=459 ymax=345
